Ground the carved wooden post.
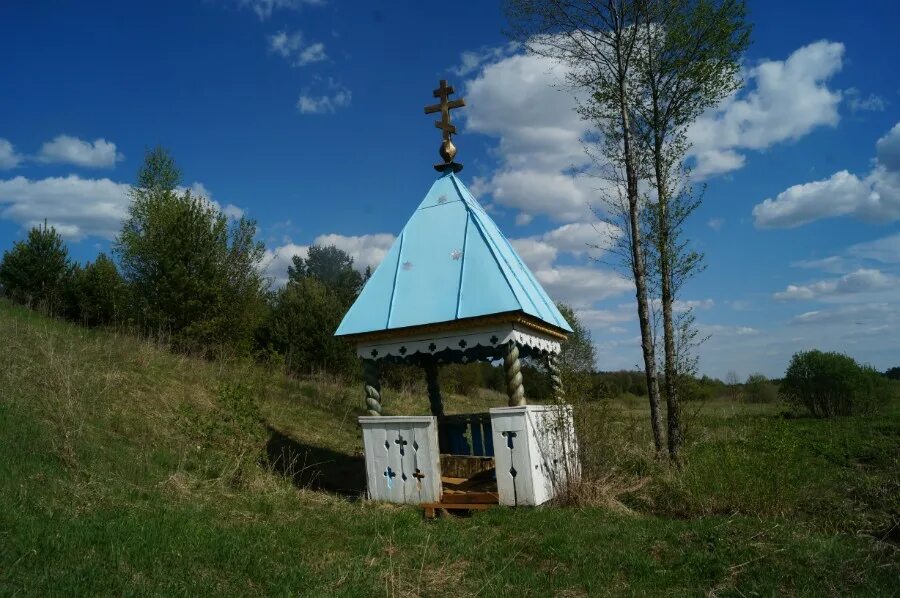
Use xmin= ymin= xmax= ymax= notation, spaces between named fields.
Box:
xmin=424 ymin=359 xmax=444 ymax=418
xmin=363 ymin=359 xmax=382 ymax=416
xmin=504 ymin=340 xmax=525 ymax=406
xmin=547 ymin=352 xmax=564 ymax=402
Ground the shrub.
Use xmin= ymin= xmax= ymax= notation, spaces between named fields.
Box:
xmin=263 ymin=277 xmax=358 ymax=378
xmin=0 ymin=223 xmax=71 ymax=314
xmin=780 ymin=350 xmax=890 ymax=417
xmin=744 ymin=373 xmax=778 ymax=403
xmin=66 ymin=253 xmax=126 ymax=326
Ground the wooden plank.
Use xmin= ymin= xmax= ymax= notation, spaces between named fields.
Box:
xmin=439 ymin=492 xmax=499 ymax=505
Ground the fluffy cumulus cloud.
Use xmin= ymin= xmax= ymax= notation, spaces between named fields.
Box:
xmin=687 ymin=41 xmax=844 ymax=178
xmin=753 ymin=122 xmax=900 ymax=227
xmin=264 ymin=233 xmax=396 ymax=287
xmin=312 ymin=233 xmax=395 ymax=272
xmin=774 ymin=268 xmax=898 ymax=301
xmin=297 ymin=79 xmax=351 ymax=114
xmin=262 ymin=242 xmax=308 ymax=287
xmin=462 ymin=39 xmax=846 ymax=223
xmin=0 ymin=139 xmax=23 ymax=169
xmin=0 ymin=175 xmax=131 ymax=240
xmin=37 ymin=135 xmax=124 ymax=168
xmin=267 ymin=30 xmax=326 ymax=67
xmin=511 ymin=221 xmax=620 ymax=270
xmin=0 ymin=175 xmax=241 ymax=241
xmin=463 ymin=52 xmax=599 ymax=223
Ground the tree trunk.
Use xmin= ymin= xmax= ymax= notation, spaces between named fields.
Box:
xmin=618 ymin=67 xmax=664 ymax=455
xmin=655 ymin=161 xmax=682 ymax=460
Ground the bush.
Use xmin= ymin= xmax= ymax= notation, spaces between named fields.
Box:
xmin=262 ymin=277 xmax=358 ymax=378
xmin=0 ymin=223 xmax=71 ymax=314
xmin=66 ymin=253 xmax=126 ymax=326
xmin=780 ymin=350 xmax=890 ymax=417
xmin=743 ymin=373 xmax=778 ymax=403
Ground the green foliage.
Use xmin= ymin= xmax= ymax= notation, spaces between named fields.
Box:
xmin=781 ymin=350 xmax=891 ymax=417
xmin=884 ymin=366 xmax=900 ymax=381
xmin=0 ymin=223 xmax=71 ymax=313
xmin=115 ymin=147 xmax=266 ymax=354
xmin=258 ymin=244 xmax=365 ymax=378
xmin=743 ymin=372 xmax=778 ymax=404
xmin=65 ymin=253 xmax=126 ymax=326
xmin=288 ymin=245 xmax=363 ymax=305
xmin=263 ymin=277 xmax=358 ymax=377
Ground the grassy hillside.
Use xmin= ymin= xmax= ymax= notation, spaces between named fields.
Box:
xmin=0 ymin=299 xmax=897 ymax=596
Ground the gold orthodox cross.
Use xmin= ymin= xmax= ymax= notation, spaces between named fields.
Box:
xmin=424 ymin=79 xmax=466 ymax=171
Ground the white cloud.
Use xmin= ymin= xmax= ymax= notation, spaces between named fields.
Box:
xmin=239 ymin=0 xmax=323 ymax=21
xmin=263 ymin=233 xmax=395 ymax=287
xmin=533 ymin=265 xmax=633 ymax=308
xmin=510 ymin=237 xmax=557 ymax=271
xmin=790 ymin=255 xmax=850 ymax=274
xmin=846 ymin=88 xmax=887 ymax=113
xmin=511 ymin=221 xmax=620 ymax=272
xmin=297 ymin=80 xmax=351 ymax=114
xmin=0 ymin=175 xmax=130 ymax=241
xmin=0 ymin=175 xmax=243 ymax=241
xmin=688 ymin=41 xmax=844 ymax=178
xmin=707 ymin=217 xmax=724 ymax=231
xmin=577 ymin=306 xmax=633 ymax=329
xmin=267 ymin=30 xmax=326 ymax=66
xmin=450 ymin=43 xmax=520 ymax=77
xmin=37 ymin=135 xmax=123 ymax=168
xmin=753 ymin=122 xmax=900 ymax=227
xmin=0 ymin=139 xmax=23 ymax=169
xmin=262 ymin=243 xmax=308 ymax=287
xmin=462 ymin=40 xmax=845 ymax=222
xmin=312 ymin=233 xmax=395 ymax=272
xmin=463 ymin=51 xmax=598 ymax=222
xmin=774 ymin=268 xmax=898 ymax=300
xmin=847 ymin=232 xmax=900 ymax=264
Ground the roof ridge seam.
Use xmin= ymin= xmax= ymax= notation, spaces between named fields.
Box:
xmin=449 ymin=174 xmax=537 ymax=315
xmin=385 ymin=229 xmax=405 ymax=329
xmin=454 ymin=211 xmax=470 ymax=319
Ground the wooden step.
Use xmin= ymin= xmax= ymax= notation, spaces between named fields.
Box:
xmin=439 ymin=491 xmax=499 ymax=505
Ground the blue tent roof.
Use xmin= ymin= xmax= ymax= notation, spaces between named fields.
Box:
xmin=335 ymin=172 xmax=573 ymax=337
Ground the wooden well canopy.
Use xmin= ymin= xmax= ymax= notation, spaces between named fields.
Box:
xmin=333 ymin=81 xmax=572 ymax=416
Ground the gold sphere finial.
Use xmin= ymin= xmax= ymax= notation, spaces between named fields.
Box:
xmin=439 ymin=138 xmax=457 ymax=163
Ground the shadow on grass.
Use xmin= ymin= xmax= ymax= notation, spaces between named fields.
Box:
xmin=264 ymin=424 xmax=366 ymax=498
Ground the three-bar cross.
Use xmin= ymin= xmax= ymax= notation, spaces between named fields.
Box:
xmin=424 ymin=80 xmax=466 ymax=141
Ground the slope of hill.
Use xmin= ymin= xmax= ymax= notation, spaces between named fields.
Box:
xmin=0 ymin=300 xmax=896 ymax=595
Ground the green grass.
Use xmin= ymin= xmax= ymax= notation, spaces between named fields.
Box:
xmin=0 ymin=299 xmax=897 ymax=596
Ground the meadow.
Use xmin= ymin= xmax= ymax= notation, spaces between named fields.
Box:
xmin=0 ymin=299 xmax=897 ymax=596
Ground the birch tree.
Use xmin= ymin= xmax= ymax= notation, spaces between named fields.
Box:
xmin=505 ymin=0 xmax=666 ymax=453
xmin=631 ymin=0 xmax=749 ymax=459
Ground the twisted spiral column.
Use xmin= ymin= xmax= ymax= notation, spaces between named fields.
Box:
xmin=504 ymin=340 xmax=526 ymax=407
xmin=363 ymin=359 xmax=383 ymax=416
xmin=424 ymin=359 xmax=444 ymax=418
xmin=547 ymin=352 xmax=565 ymax=402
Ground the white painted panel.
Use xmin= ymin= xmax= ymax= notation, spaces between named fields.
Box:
xmin=359 ymin=416 xmax=440 ymax=505
xmin=490 ymin=405 xmax=579 ymax=506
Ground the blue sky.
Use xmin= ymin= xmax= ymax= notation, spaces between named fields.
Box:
xmin=1 ymin=0 xmax=898 ymax=379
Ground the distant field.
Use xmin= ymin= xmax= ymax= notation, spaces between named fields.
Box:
xmin=1 ymin=299 xmax=897 ymax=596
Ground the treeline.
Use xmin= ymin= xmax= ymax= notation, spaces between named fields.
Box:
xmin=0 ymin=148 xmax=363 ymax=379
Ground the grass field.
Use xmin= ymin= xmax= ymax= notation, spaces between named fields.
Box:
xmin=0 ymin=299 xmax=897 ymax=596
